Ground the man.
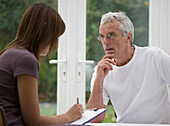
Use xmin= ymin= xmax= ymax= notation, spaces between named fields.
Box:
xmin=87 ymin=12 xmax=170 ymax=124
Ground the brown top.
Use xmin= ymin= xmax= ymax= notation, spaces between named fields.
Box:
xmin=0 ymin=47 xmax=39 ymax=125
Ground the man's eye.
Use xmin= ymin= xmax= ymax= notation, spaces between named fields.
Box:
xmin=107 ymin=33 xmax=115 ymax=39
xmin=111 ymin=33 xmax=115 ymax=37
xmin=97 ymin=35 xmax=104 ymax=41
xmin=100 ymin=35 xmax=104 ymax=38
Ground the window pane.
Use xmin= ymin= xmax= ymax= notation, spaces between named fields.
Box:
xmin=86 ymin=0 xmax=149 ymax=122
xmin=0 ymin=0 xmax=58 ymax=116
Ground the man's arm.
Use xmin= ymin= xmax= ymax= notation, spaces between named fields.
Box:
xmin=87 ymin=78 xmax=106 ymax=122
xmin=87 ymin=54 xmax=115 ymax=123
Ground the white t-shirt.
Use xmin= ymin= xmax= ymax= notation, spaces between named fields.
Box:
xmin=90 ymin=45 xmax=170 ymax=124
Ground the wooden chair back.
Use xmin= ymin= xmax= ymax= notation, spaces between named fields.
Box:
xmin=0 ymin=106 xmax=8 ymax=126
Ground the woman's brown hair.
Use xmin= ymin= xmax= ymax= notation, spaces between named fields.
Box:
xmin=0 ymin=2 xmax=65 ymax=61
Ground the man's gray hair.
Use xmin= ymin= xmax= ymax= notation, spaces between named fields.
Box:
xmin=100 ymin=12 xmax=134 ymax=43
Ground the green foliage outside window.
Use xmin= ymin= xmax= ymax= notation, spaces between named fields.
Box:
xmin=0 ymin=0 xmax=149 ymax=104
xmin=86 ymin=0 xmax=149 ymax=62
xmin=0 ymin=0 xmax=58 ymax=103
xmin=0 ymin=0 xmax=149 ymax=122
xmin=85 ymin=0 xmax=149 ymax=100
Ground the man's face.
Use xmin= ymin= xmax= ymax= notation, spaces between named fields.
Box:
xmin=99 ymin=20 xmax=129 ymax=59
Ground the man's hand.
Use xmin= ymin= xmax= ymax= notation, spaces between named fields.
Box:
xmin=87 ymin=54 xmax=116 ymax=123
xmin=96 ymin=54 xmax=116 ymax=81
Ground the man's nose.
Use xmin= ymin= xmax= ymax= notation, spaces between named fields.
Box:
xmin=102 ymin=37 xmax=110 ymax=44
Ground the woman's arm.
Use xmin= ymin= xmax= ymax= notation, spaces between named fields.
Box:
xmin=17 ymin=74 xmax=83 ymax=126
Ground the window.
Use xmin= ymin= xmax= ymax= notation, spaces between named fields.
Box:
xmin=0 ymin=0 xmax=150 ymax=122
xmin=86 ymin=0 xmax=149 ymax=96
xmin=86 ymin=0 xmax=149 ymax=122
xmin=0 ymin=0 xmax=58 ymax=116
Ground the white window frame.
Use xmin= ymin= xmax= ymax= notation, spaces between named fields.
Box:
xmin=53 ymin=0 xmax=170 ymax=115
xmin=56 ymin=0 xmax=87 ymax=114
xmin=149 ymin=0 xmax=170 ymax=54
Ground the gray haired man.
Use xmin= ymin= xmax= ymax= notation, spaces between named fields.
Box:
xmin=87 ymin=12 xmax=170 ymax=124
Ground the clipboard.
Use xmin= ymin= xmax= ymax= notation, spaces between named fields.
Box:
xmin=70 ymin=108 xmax=107 ymax=125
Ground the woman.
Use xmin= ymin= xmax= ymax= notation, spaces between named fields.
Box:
xmin=0 ymin=3 xmax=83 ymax=126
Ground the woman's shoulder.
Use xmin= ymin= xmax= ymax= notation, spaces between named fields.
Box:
xmin=4 ymin=47 xmax=37 ymax=62
xmin=8 ymin=47 xmax=33 ymax=56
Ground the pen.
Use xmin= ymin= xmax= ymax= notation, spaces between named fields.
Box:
xmin=94 ymin=108 xmax=98 ymax=111
xmin=77 ymin=97 xmax=79 ymax=104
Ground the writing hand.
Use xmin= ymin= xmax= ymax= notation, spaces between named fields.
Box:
xmin=65 ymin=104 xmax=84 ymax=123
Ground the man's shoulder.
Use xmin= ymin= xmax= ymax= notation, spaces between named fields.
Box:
xmin=136 ymin=45 xmax=160 ymax=50
xmin=136 ymin=45 xmax=161 ymax=55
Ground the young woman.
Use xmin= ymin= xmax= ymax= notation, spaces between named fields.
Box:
xmin=0 ymin=3 xmax=83 ymax=126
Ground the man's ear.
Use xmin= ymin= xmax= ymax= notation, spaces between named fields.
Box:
xmin=126 ymin=32 xmax=132 ymax=43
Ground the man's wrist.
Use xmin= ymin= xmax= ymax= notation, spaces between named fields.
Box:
xmin=95 ymin=77 xmax=104 ymax=85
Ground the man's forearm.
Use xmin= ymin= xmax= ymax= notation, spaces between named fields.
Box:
xmin=87 ymin=79 xmax=106 ymax=122
xmin=87 ymin=79 xmax=105 ymax=108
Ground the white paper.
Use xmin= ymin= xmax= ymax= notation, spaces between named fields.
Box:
xmin=70 ymin=108 xmax=107 ymax=125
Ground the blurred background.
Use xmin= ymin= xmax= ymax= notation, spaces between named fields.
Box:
xmin=0 ymin=0 xmax=149 ymax=122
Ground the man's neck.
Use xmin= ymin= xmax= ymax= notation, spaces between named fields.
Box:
xmin=115 ymin=45 xmax=135 ymax=66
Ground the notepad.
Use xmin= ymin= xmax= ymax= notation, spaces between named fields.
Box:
xmin=70 ymin=108 xmax=107 ymax=125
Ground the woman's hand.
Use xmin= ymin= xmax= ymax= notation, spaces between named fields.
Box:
xmin=64 ymin=104 xmax=84 ymax=123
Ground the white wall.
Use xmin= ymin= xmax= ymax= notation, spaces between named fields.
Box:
xmin=149 ymin=0 xmax=170 ymax=54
